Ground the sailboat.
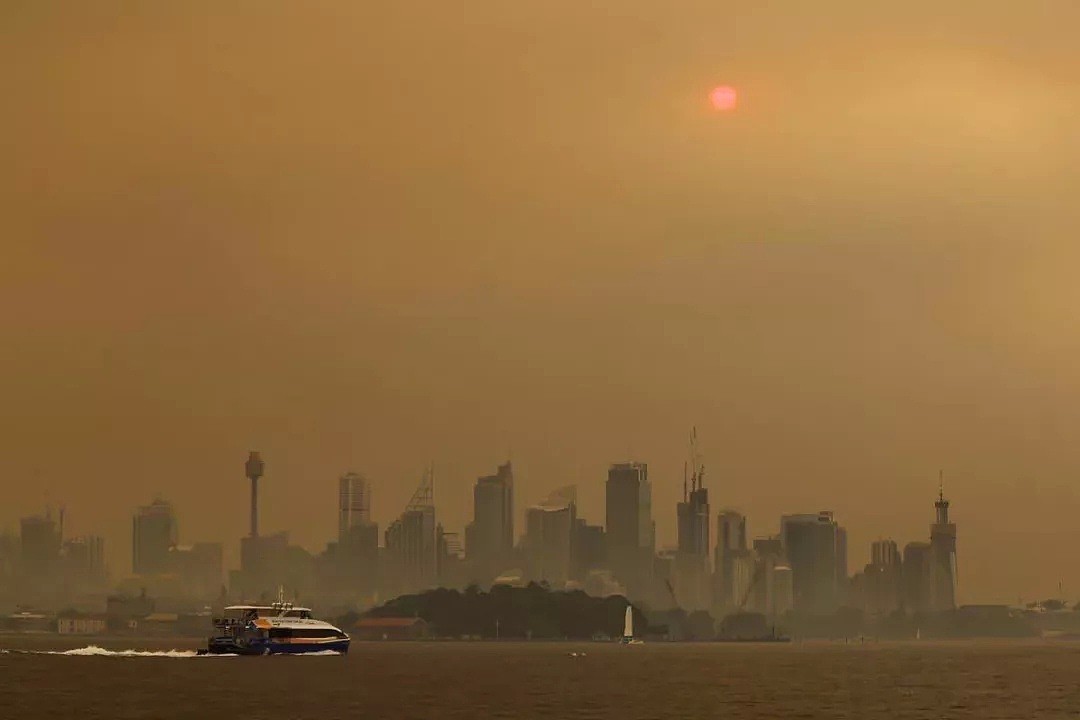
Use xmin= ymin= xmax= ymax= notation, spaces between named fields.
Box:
xmin=620 ymin=605 xmax=643 ymax=645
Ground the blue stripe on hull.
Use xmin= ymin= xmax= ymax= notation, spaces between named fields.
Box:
xmin=263 ymin=640 xmax=350 ymax=654
xmin=206 ymin=639 xmax=350 ymax=655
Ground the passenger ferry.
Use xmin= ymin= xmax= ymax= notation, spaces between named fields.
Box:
xmin=204 ymin=594 xmax=350 ymax=655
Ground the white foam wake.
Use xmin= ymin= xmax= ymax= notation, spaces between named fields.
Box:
xmin=5 ymin=645 xmax=225 ymax=658
xmin=61 ymin=646 xmax=201 ymax=657
xmin=287 ymin=649 xmax=342 ymax=656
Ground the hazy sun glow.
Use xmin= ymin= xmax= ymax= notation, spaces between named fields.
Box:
xmin=710 ymin=85 xmax=738 ymax=111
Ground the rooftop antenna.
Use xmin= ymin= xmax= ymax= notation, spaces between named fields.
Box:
xmin=683 ymin=461 xmax=688 ymax=502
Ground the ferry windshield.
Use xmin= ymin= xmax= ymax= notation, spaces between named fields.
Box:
xmin=283 ymin=609 xmax=312 ymax=619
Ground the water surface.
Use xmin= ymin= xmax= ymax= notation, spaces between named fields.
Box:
xmin=1 ymin=637 xmax=1077 ymax=719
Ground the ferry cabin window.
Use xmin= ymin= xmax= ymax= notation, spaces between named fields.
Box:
xmin=268 ymin=628 xmax=343 ymax=639
xmin=283 ymin=609 xmax=313 ymax=619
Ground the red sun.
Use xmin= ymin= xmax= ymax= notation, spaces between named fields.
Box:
xmin=710 ymin=86 xmax=738 ymax=112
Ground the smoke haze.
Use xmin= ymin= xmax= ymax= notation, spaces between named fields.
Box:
xmin=3 ymin=1 xmax=1080 ymax=602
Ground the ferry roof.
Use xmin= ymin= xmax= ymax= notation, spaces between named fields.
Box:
xmin=224 ymin=605 xmax=312 ymax=612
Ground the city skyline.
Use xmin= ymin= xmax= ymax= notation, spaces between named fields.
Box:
xmin=4 ymin=445 xmax=987 ymax=602
xmin=3 ymin=447 xmax=967 ymax=633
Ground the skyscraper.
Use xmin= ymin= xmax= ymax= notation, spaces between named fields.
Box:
xmin=675 ymin=438 xmax=711 ymax=610
xmin=332 ymin=471 xmax=378 ymax=595
xmin=714 ymin=510 xmax=747 ymax=608
xmin=864 ymin=539 xmax=903 ymax=617
xmin=605 ymin=461 xmax=654 ymax=598
xmin=929 ymin=482 xmax=958 ymax=612
xmin=20 ymin=513 xmax=61 ymax=580
xmin=465 ymin=462 xmax=514 ymax=581
xmin=338 ymin=472 xmax=372 ymax=540
xmin=62 ymin=535 xmax=107 ymax=588
xmin=132 ymin=498 xmax=178 ymax=575
xmin=781 ymin=511 xmax=841 ymax=614
xmin=902 ymin=541 xmax=931 ymax=612
xmin=524 ymin=485 xmax=577 ymax=587
xmin=385 ymin=467 xmax=436 ymax=596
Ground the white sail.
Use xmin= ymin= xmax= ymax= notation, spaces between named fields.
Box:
xmin=624 ymin=606 xmax=633 ymax=639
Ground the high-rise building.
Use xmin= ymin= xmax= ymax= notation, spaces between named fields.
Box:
xmin=132 ymin=498 xmax=178 ymax=575
xmin=902 ymin=541 xmax=931 ymax=613
xmin=781 ymin=511 xmax=841 ymax=614
xmin=675 ymin=451 xmax=710 ymax=611
xmin=236 ymin=530 xmax=289 ymax=600
xmin=929 ymin=484 xmax=958 ymax=612
xmin=605 ymin=462 xmax=654 ymax=598
xmin=436 ymin=524 xmax=466 ymax=589
xmin=20 ymin=513 xmax=61 ymax=580
xmin=771 ymin=565 xmax=794 ymax=617
xmin=714 ymin=510 xmax=747 ymax=608
xmin=748 ymin=535 xmax=787 ymax=616
xmin=524 ymin=486 xmax=577 ymax=587
xmin=384 ymin=467 xmax=436 ymax=596
xmin=864 ymin=539 xmax=903 ymax=617
xmin=62 ymin=535 xmax=106 ymax=587
xmin=836 ymin=525 xmax=849 ymax=601
xmin=465 ymin=462 xmax=514 ymax=581
xmin=169 ymin=542 xmax=223 ymax=599
xmin=572 ymin=519 xmax=605 ymax=580
xmin=338 ymin=472 xmax=371 ymax=539
xmin=335 ymin=471 xmax=379 ymax=595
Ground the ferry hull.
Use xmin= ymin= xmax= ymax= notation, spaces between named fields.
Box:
xmin=206 ymin=637 xmax=350 ymax=655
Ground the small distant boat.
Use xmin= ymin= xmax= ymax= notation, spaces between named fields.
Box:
xmin=620 ymin=605 xmax=643 ymax=645
xmin=203 ymin=590 xmax=349 ymax=656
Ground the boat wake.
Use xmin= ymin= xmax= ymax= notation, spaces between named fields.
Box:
xmin=288 ymin=649 xmax=342 ymax=657
xmin=6 ymin=645 xmax=231 ymax=658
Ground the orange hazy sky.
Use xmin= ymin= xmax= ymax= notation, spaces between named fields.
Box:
xmin=3 ymin=1 xmax=1080 ymax=602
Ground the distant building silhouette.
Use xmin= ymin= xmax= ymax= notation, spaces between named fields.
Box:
xmin=572 ymin=519 xmax=605 ymax=581
xmin=902 ymin=541 xmax=932 ymax=612
xmin=384 ymin=467 xmax=436 ymax=596
xmin=862 ymin=539 xmax=903 ymax=617
xmin=132 ymin=498 xmax=177 ymax=575
xmin=62 ymin=535 xmax=106 ymax=589
xmin=465 ymin=462 xmax=514 ymax=582
xmin=781 ymin=511 xmax=842 ymax=614
xmin=714 ymin=510 xmax=747 ymax=608
xmin=170 ymin=542 xmax=223 ymax=598
xmin=21 ymin=514 xmax=60 ymax=572
xmin=338 ymin=472 xmax=372 ymax=539
xmin=675 ymin=433 xmax=710 ymax=611
xmin=524 ymin=485 xmax=577 ymax=587
xmin=748 ymin=534 xmax=787 ymax=617
xmin=245 ymin=451 xmax=264 ymax=538
xmin=930 ymin=482 xmax=958 ymax=611
xmin=605 ymin=461 xmax=654 ymax=599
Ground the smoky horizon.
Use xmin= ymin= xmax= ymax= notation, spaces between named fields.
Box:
xmin=3 ymin=1 xmax=1080 ymax=605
